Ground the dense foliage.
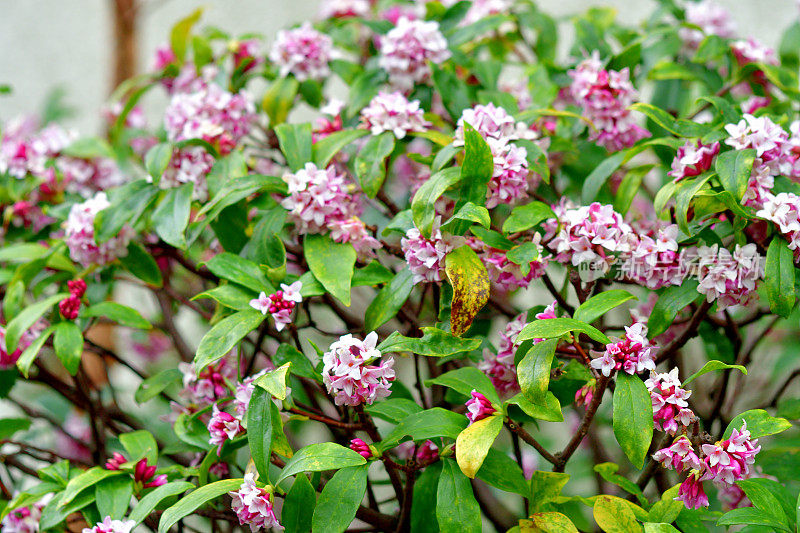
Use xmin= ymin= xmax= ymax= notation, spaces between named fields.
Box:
xmin=2 ymin=0 xmax=800 ymax=531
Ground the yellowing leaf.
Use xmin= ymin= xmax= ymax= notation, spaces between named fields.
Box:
xmin=593 ymin=495 xmax=644 ymax=533
xmin=455 ymin=415 xmax=503 ymax=479
xmin=255 ymin=362 xmax=291 ymax=400
xmin=522 ymin=512 xmax=579 ymax=532
xmin=445 ymin=245 xmax=490 ymax=336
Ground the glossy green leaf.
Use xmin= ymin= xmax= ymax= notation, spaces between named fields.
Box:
xmin=204 ymin=252 xmax=273 ymax=293
xmin=276 ymin=443 xmax=366 ymax=484
xmin=683 ymin=360 xmax=747 ymax=386
xmin=275 ymin=122 xmax=313 ymax=171
xmin=452 ymin=124 xmax=493 ymax=234
xmin=355 ymin=131 xmax=395 ymax=197
xmin=152 ymin=183 xmax=193 ymax=249
xmin=96 ymin=475 xmax=133 ymax=520
xmin=311 ymin=464 xmax=368 ymax=533
xmin=364 ymin=269 xmax=414 ymax=331
xmin=715 ymin=148 xmax=755 ymax=201
xmin=517 ymin=317 xmax=611 ymax=345
xmin=15 ymin=325 xmax=55 ymax=378
xmin=647 ymin=281 xmax=701 ymax=337
xmin=593 ymin=495 xmax=644 ymax=533
xmin=158 ymin=479 xmax=243 ymax=533
xmin=304 ymin=234 xmax=356 ymax=306
xmin=518 ymin=338 xmax=558 ymax=405
xmin=120 ymin=430 xmax=158 ymax=464
xmin=60 ymin=467 xmax=125 ymax=508
xmin=6 ymin=293 xmax=66 ymax=355
xmin=129 ymin=481 xmax=195 ymax=526
xmin=82 ymin=301 xmax=151 ymax=329
xmin=135 ymin=368 xmax=182 ymax=404
xmin=425 ymin=367 xmax=500 ymax=405
xmin=144 ymin=143 xmax=173 ymax=181
xmin=723 ymin=409 xmax=792 ymax=439
xmin=379 ymin=408 xmax=468 ymax=452
xmin=262 ymin=76 xmax=299 ymax=126
xmin=313 ymin=129 xmax=369 ymax=168
xmin=411 ymin=167 xmax=462 ymax=237
xmin=283 ymin=474 xmax=316 ymax=533
xmin=53 ymin=321 xmax=83 ymax=375
xmin=194 ymin=310 xmax=264 ymax=371
xmin=379 ymin=328 xmax=481 ymax=357
xmin=248 ymin=386 xmax=276 ymax=483
xmin=765 ymin=237 xmax=796 ymax=318
xmin=120 ymin=242 xmax=163 ymax=287
xmin=502 ymin=201 xmax=555 ymax=234
xmin=573 ymin=290 xmax=637 ymax=324
xmin=255 ymin=362 xmax=291 ymax=400
xmin=613 ymin=374 xmax=653 ymax=469
xmin=436 ymin=459 xmax=481 ymax=533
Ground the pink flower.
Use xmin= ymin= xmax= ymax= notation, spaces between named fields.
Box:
xmin=725 ymin=114 xmax=791 ymax=178
xmin=1 ymin=494 xmax=51 ymax=533
xmin=677 ymin=473 xmax=709 ymax=510
xmin=65 ymin=192 xmax=133 ymax=267
xmin=646 ymin=368 xmax=695 ymax=434
xmin=694 ymin=244 xmax=764 ymax=310
xmin=699 ymin=422 xmax=760 ymax=485
xmin=58 ymin=156 xmax=127 ymax=196
xmin=378 ymin=17 xmax=451 ymax=91
xmin=669 ymin=141 xmax=720 ymax=181
xmin=250 ymin=281 xmax=303 ymax=331
xmin=232 ymin=39 xmax=263 ymax=73
xmin=574 ymin=382 xmax=595 ymax=407
xmin=479 ymin=314 xmax=527 ymax=395
xmin=653 ymin=437 xmax=702 ymax=472
xmin=401 ymin=219 xmax=459 ymax=285
xmin=178 ymin=355 xmax=237 ymax=407
xmin=360 ymin=91 xmax=430 ymax=139
xmin=281 ymin=162 xmax=360 ymax=235
xmin=568 ymin=52 xmax=650 ymax=151
xmin=680 ymin=1 xmax=736 ymax=49
xmin=350 ymin=438 xmax=373 ymax=459
xmin=732 ymin=38 xmax=778 ymax=66
xmin=229 ymin=473 xmax=283 ymax=532
xmin=485 ymin=138 xmax=531 ymax=208
xmin=152 ymin=43 xmax=176 ymax=71
xmin=757 ymin=192 xmax=800 ymax=255
xmin=322 ymin=332 xmax=395 ymax=406
xmin=625 ymin=224 xmax=684 ymax=289
xmin=82 ymin=517 xmax=136 ymax=533
xmin=465 ymin=390 xmax=496 ymax=424
xmin=207 ymin=404 xmax=244 ymax=454
xmin=329 ymin=217 xmax=382 ymax=261
xmin=159 ymin=145 xmax=216 ymax=202
xmin=455 ymin=103 xmax=519 ymax=144
xmin=319 ymin=0 xmax=370 ymax=19
xmin=590 ymin=322 xmax=657 ymax=377
xmin=270 ymin=22 xmax=334 ymax=82
xmin=164 ymin=84 xmax=255 ymax=155
xmin=480 ymin=238 xmax=549 ymax=292
xmin=58 ymin=295 xmax=81 ymax=320
xmin=416 ymin=439 xmax=439 ymax=462
xmin=68 ymin=279 xmax=87 ymax=297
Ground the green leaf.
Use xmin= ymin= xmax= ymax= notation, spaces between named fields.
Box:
xmin=723 ymin=409 xmax=792 ymax=439
xmin=629 ymin=102 xmax=705 ymax=137
xmin=675 ymin=173 xmax=712 ymax=234
xmin=135 ymin=368 xmax=182 ymax=404
xmin=717 ymin=507 xmax=792 ymax=532
xmin=192 ymin=284 xmax=254 ymax=311
xmin=765 ymin=237 xmax=796 ymax=318
xmin=379 ymin=408 xmax=468 ymax=452
xmin=275 ymin=122 xmax=313 ymax=171
xmin=0 ymin=417 xmax=31 ymax=439
xmin=452 ymin=124 xmax=493 ymax=234
xmin=355 ymin=131 xmax=395 ymax=197
xmin=276 ymin=443 xmax=366 ymax=484
xmin=378 ymin=328 xmax=481 ymax=357
xmin=424 ymin=367 xmax=500 ymax=405
xmin=455 ymin=415 xmax=503 ymax=478
xmin=158 ymin=479 xmax=243 ymax=533
xmin=120 ymin=430 xmax=158 ymax=464
xmin=506 ymin=242 xmax=542 ymax=276
xmin=502 ymin=201 xmax=555 ymax=234
xmin=144 ymin=143 xmax=173 ymax=181
xmin=445 ymin=245 xmax=490 ymax=336
xmin=530 ymin=470 xmax=570 ymax=513
xmin=262 ymin=76 xmax=299 ymax=125
xmin=574 ymin=290 xmax=637 ymax=324
xmin=61 ymin=467 xmax=125 ymax=508
xmin=15 ymin=325 xmax=55 ymax=378
xmin=62 ymin=137 xmax=115 ymax=159
xmin=94 ymin=180 xmax=158 ymax=244
xmin=53 ymin=322 xmax=83 ymax=375
xmin=273 ymin=343 xmax=320 ymax=382
xmin=643 ymin=524 xmax=680 ymax=533
xmin=120 ymin=242 xmax=163 ymax=287
xmin=436 ymin=459 xmax=481 ymax=533
xmin=152 ymin=183 xmax=193 ymax=249
xmin=169 ymin=8 xmax=202 ymax=62
xmin=647 ymin=281 xmax=701 ymax=337
xmin=594 ymin=463 xmax=648 ymax=507
xmin=411 ymin=462 xmax=442 ymax=533
xmin=313 ymin=129 xmax=369 ymax=168
xmin=6 ymin=293 xmax=66 ymax=355
xmin=518 ymin=338 xmax=558 ymax=405
xmin=364 ymin=269 xmax=414 ymax=331
xmin=647 ymin=484 xmax=683 ymax=524
xmin=442 ymin=202 xmax=491 ymax=233
xmin=715 ymin=148 xmax=755 ymax=201
xmin=255 ymin=362 xmax=291 ymax=400
xmin=194 ymin=310 xmax=264 ymax=371
xmin=129 ymin=481 xmax=194 ymax=526
xmin=613 ymin=374 xmax=653 ymax=469
xmin=582 ymin=151 xmax=626 ymax=203
xmin=304 ymin=234 xmax=356 ymax=305
xmin=736 ymin=478 xmax=794 ymax=531
xmin=247 ymin=386 xmax=276 ymax=483
xmin=475 ymin=449 xmax=529 ymax=496
xmin=205 ymin=252 xmax=273 ymax=294
xmin=312 ymin=464 xmax=368 ymax=533
xmin=411 ymin=167 xmax=462 ymax=237
xmin=431 ymin=66 xmax=471 ymax=121
xmin=505 ymin=392 xmax=564 ymax=422
xmin=283 ymin=474 xmax=316 ymax=533
xmin=594 ymin=495 xmax=644 ymax=533
xmin=95 ymin=476 xmax=133 ymax=520
xmin=517 ymin=317 xmax=611 ymax=345
xmin=365 ymin=398 xmax=422 ymax=424
xmin=81 ymin=301 xmax=151 ymax=329
xmin=683 ymin=360 xmax=747 ymax=386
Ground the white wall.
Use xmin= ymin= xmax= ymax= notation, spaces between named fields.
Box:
xmin=0 ymin=0 xmax=796 ymax=133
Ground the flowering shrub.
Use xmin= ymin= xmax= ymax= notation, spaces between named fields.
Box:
xmin=2 ymin=0 xmax=800 ymax=531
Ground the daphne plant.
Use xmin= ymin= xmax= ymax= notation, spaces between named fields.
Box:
xmin=1 ymin=0 xmax=800 ymax=531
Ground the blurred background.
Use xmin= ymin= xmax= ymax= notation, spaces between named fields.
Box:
xmin=1 ymin=0 xmax=797 ymax=133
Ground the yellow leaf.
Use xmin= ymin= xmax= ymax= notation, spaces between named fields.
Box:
xmin=521 ymin=512 xmax=579 ymax=532
xmin=455 ymin=414 xmax=503 ymax=478
xmin=445 ymin=245 xmax=490 ymax=336
xmin=593 ymin=495 xmax=644 ymax=533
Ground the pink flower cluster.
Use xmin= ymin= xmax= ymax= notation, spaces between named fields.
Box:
xmin=65 ymin=192 xmax=133 ymax=267
xmin=105 ymin=453 xmax=167 ymax=490
xmin=319 ymin=0 xmax=370 ymax=19
xmin=1 ymin=494 xmax=51 ymax=533
xmin=655 ymin=423 xmax=761 ymax=509
xmin=465 ymin=390 xmax=496 ymax=424
xmin=164 ymin=83 xmax=255 ymax=155
xmin=59 ymin=279 xmax=87 ymax=320
xmin=479 ymin=314 xmax=526 ymax=395
xmin=590 ymin=322 xmax=657 ymax=377
xmin=160 ymin=145 xmax=216 ymax=202
xmin=208 ymin=403 xmax=244 ymax=454
xmin=281 ymin=162 xmax=380 ymax=259
xmin=732 ymin=38 xmax=778 ymax=66
xmin=545 ymin=201 xmax=636 ymax=281
xmin=646 ymin=368 xmax=695 ymax=434
xmin=270 ymin=22 xmax=334 ymax=82
xmin=360 ymin=91 xmax=429 ymax=139
xmin=230 ymin=473 xmax=283 ymax=532
xmin=378 ymin=17 xmax=451 ymax=91
xmin=668 ymin=140 xmax=720 ymax=182
xmin=568 ymin=52 xmax=650 ymax=151
xmin=0 ymin=320 xmax=47 ymax=369
xmin=626 ymin=224 xmax=683 ymax=289
xmin=82 ymin=517 xmax=136 ymax=533
xmin=350 ymin=438 xmax=373 ymax=459
xmin=695 ymin=244 xmax=763 ymax=310
xmin=757 ymin=192 xmax=800 ymax=255
xmin=322 ymin=332 xmax=395 ymax=406
xmin=58 ymin=156 xmax=126 ymax=197
xmin=401 ymin=218 xmax=460 ymax=284
xmin=231 ymin=39 xmax=263 ymax=73
xmin=459 ymin=0 xmax=513 ymax=27
xmin=0 ymin=117 xmax=74 ymax=179
xmin=679 ymin=0 xmax=736 ymax=49
xmin=480 ymin=237 xmax=549 ymax=291
xmin=178 ymin=356 xmax=236 ymax=407
xmin=250 ymin=281 xmax=303 ymax=331
xmin=725 ymin=114 xmax=793 ymax=185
